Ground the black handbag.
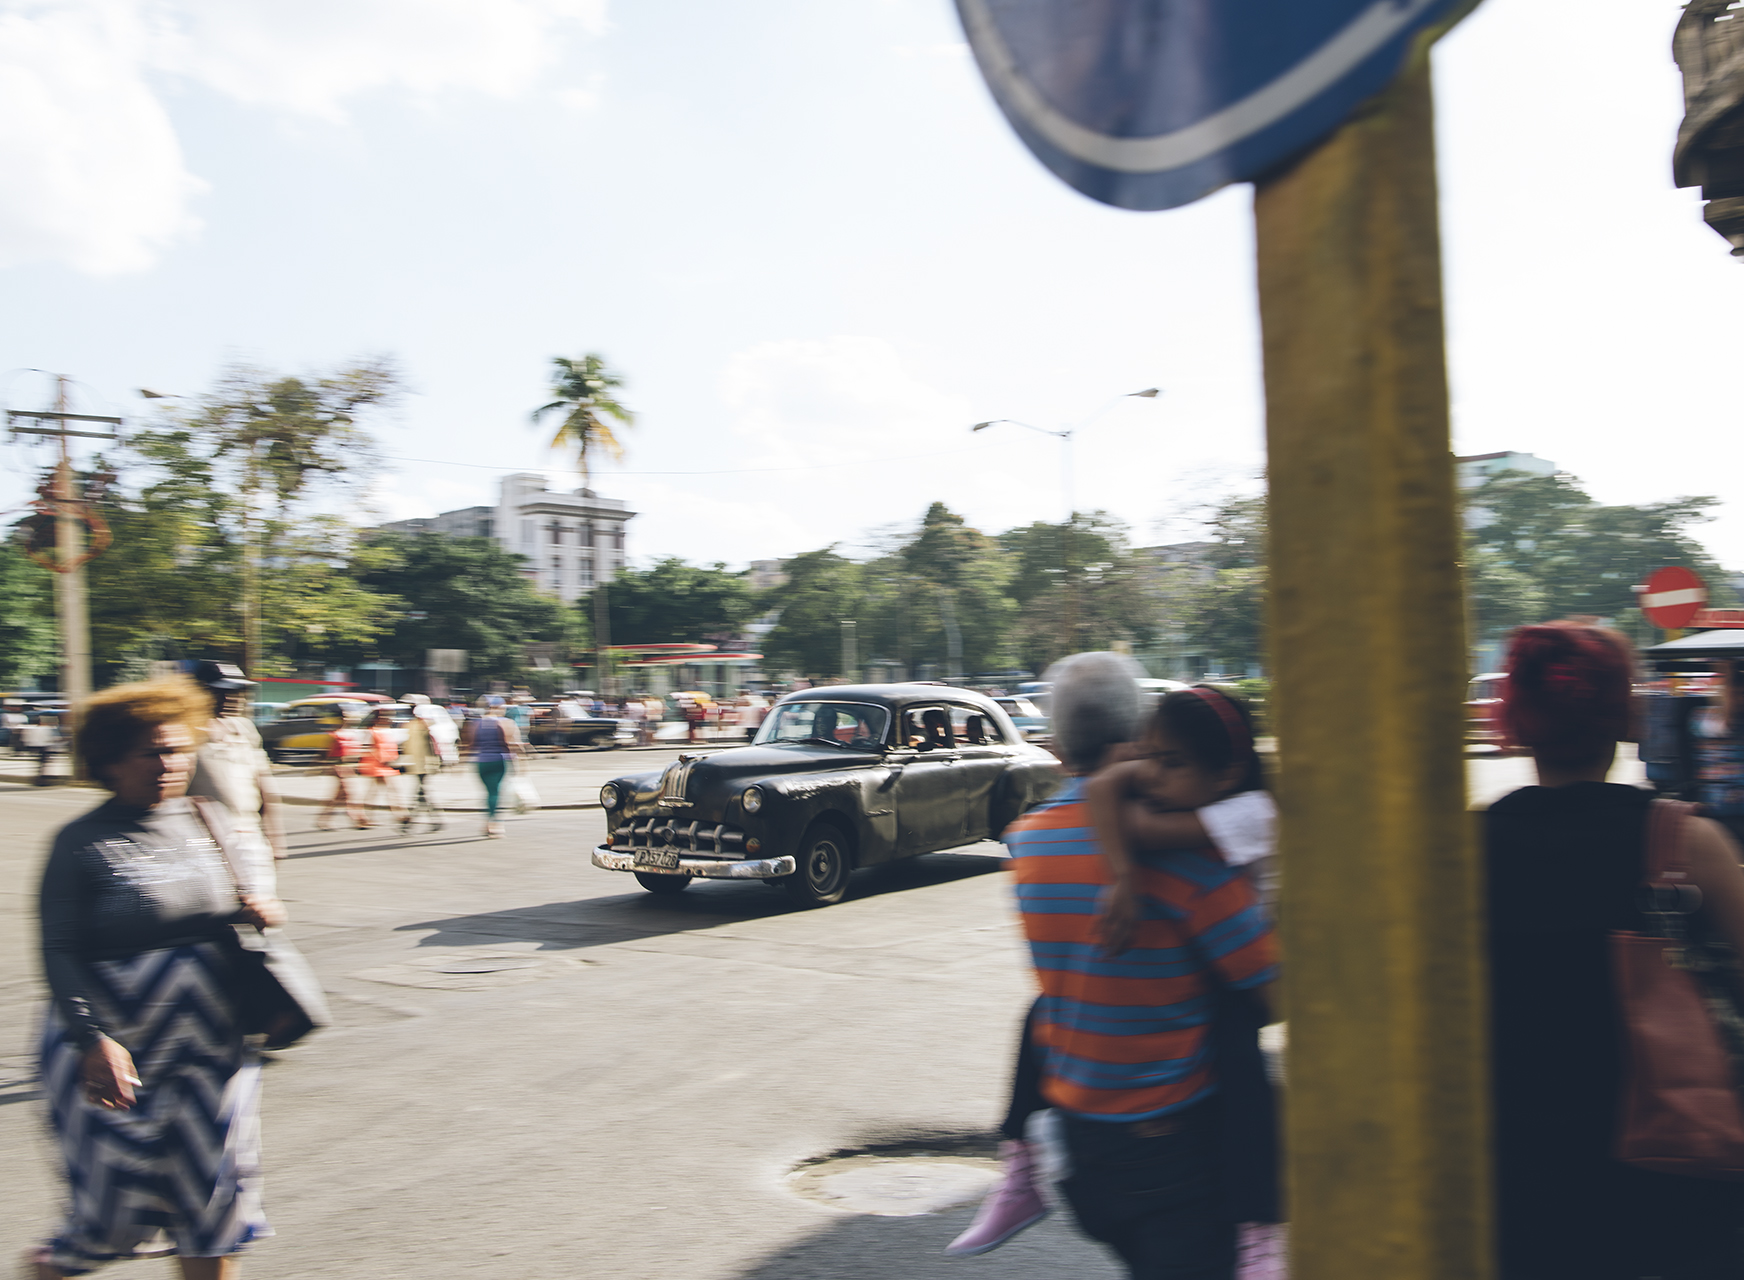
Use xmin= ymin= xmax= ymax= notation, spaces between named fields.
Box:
xmin=191 ymin=798 xmax=331 ymax=1049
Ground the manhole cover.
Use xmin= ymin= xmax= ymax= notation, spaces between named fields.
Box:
xmin=787 ymin=1153 xmax=999 ymax=1216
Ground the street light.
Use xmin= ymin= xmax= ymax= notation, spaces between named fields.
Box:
xmin=971 ymin=388 xmax=1162 ymax=654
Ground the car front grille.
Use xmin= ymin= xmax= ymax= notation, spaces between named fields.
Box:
xmin=611 ymin=817 xmax=748 ymax=857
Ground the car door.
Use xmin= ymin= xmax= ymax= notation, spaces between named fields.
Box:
xmin=950 ymin=704 xmax=1013 ymax=843
xmin=890 ymin=704 xmax=967 ymax=854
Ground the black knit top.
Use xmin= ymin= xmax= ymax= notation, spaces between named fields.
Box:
xmin=39 ymin=796 xmax=246 ymax=1050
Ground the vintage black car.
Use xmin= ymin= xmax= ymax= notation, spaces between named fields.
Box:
xmin=525 ymin=704 xmax=625 ymax=750
xmin=591 ymin=684 xmax=1061 ymax=906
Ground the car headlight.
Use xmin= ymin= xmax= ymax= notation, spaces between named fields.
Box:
xmin=741 ymin=785 xmax=764 ymax=814
xmin=599 ymin=783 xmax=621 ymax=810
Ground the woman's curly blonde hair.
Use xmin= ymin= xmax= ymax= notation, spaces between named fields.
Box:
xmin=78 ymin=676 xmax=210 ymax=785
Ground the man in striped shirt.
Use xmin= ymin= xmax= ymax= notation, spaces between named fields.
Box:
xmin=1005 ymin=653 xmax=1278 ymax=1278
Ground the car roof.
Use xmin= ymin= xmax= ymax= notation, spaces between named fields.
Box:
xmin=774 ymin=684 xmax=1002 ymax=713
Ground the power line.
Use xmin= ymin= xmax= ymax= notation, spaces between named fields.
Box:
xmin=373 ymin=438 xmax=1019 ymax=477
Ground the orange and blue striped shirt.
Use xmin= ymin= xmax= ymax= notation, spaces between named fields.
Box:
xmin=1005 ymin=777 xmax=1278 ymax=1122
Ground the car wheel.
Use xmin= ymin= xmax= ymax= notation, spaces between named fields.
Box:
xmin=634 ymin=871 xmax=692 ymax=895
xmin=783 ymin=821 xmax=852 ymax=908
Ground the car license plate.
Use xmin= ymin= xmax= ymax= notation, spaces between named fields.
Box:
xmin=635 ymin=848 xmax=681 ymax=870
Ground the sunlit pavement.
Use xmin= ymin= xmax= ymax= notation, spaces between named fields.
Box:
xmin=0 ymin=749 xmax=1646 ymax=1277
xmin=0 ymin=782 xmax=1117 ymax=1280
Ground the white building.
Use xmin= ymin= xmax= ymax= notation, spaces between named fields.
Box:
xmin=1455 ymin=451 xmax=1557 ymax=488
xmin=380 ymin=473 xmax=635 ymax=604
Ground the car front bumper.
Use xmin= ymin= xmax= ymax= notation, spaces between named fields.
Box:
xmin=591 ymin=847 xmax=798 ymax=879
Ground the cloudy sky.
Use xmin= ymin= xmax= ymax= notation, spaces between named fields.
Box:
xmin=1 ymin=0 xmax=1738 ymax=573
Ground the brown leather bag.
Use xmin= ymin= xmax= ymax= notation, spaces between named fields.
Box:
xmin=1611 ymin=798 xmax=1744 ymax=1179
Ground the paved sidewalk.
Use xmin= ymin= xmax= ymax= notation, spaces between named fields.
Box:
xmin=0 ymin=744 xmax=718 ymax=813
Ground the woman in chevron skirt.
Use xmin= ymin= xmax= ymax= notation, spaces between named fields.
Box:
xmin=29 ymin=679 xmax=286 ymax=1280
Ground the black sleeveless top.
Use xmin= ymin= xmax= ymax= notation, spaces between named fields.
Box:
xmin=1486 ymin=782 xmax=1744 ymax=1276
xmin=1486 ymin=782 xmax=1651 ymax=1171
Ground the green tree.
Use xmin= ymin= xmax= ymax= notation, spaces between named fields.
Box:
xmin=604 ymin=558 xmax=752 ymax=646
xmin=531 ymin=353 xmax=635 ymax=483
xmin=1463 ymin=470 xmax=1732 ymax=649
xmin=888 ymin=503 xmax=1015 ymax=676
xmin=762 ymin=549 xmax=865 ymax=679
xmin=1463 ymin=542 xmax=1546 ymax=653
xmin=80 ymin=359 xmax=402 ymax=678
xmin=1000 ymin=512 xmax=1154 ymax=671
xmin=1000 ymin=515 xmax=1119 ymax=607
xmin=0 ymin=545 xmax=56 ymax=688
xmin=1182 ymin=566 xmax=1268 ymax=675
xmin=179 ymin=359 xmax=398 ymax=671
xmin=1196 ymin=493 xmax=1267 ymax=570
xmin=1146 ymin=493 xmax=1271 ymax=677
xmin=356 ymin=533 xmax=574 ymax=683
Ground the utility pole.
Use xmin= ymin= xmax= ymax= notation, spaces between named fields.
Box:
xmin=839 ymin=618 xmax=857 ymax=682
xmin=8 ymin=380 xmax=122 ymax=730
xmin=593 ymin=581 xmax=612 ymax=694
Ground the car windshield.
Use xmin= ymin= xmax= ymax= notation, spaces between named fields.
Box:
xmin=754 ymin=701 xmax=890 ymax=750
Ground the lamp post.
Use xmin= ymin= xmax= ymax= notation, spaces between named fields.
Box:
xmin=971 ymin=387 xmax=1160 ymax=655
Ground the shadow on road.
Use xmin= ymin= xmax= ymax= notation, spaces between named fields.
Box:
xmin=392 ymin=851 xmax=1010 ymax=953
xmin=730 ymin=1204 xmax=1119 ymax=1280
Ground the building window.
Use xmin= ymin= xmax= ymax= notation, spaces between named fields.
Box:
xmin=611 ymin=525 xmax=625 ymax=550
xmin=579 ymin=557 xmax=594 ymax=586
xmin=548 ymin=520 xmax=565 ymax=545
xmin=579 ymin=522 xmax=594 ymax=548
xmin=478 ymin=518 xmax=493 ymax=539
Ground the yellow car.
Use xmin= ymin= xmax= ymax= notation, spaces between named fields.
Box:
xmin=258 ymin=695 xmax=392 ymax=763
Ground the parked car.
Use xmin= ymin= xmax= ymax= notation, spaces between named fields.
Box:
xmin=591 ymin=684 xmax=1061 ymax=906
xmin=994 ymin=695 xmax=1049 ymax=740
xmin=526 ymin=703 xmax=625 ymax=750
xmin=258 ymin=695 xmax=394 ymax=763
xmin=1465 ymin=672 xmax=1508 ymax=745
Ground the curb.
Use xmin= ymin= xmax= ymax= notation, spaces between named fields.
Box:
xmin=0 ymin=775 xmax=599 ymax=813
xmin=278 ymin=794 xmax=600 ymax=814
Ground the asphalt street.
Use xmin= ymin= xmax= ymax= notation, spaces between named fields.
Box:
xmin=0 ymin=746 xmax=1646 ymax=1278
xmin=0 ymin=766 xmax=1118 ymax=1280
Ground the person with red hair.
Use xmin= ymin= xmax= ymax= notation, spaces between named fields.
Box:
xmin=1487 ymin=622 xmax=1744 ymax=1278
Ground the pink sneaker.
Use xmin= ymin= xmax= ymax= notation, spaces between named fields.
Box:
xmin=1236 ymin=1222 xmax=1288 ymax=1279
xmin=945 ymin=1140 xmax=1049 ymax=1256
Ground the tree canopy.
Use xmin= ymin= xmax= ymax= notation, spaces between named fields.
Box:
xmin=531 ymin=353 xmax=634 ymax=484
xmin=603 ymin=559 xmax=752 ymax=647
xmin=1463 ymin=471 xmax=1730 ymax=647
xmin=355 ymin=533 xmax=574 ymax=681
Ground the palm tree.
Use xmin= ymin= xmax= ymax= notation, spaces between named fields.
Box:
xmin=530 ymin=353 xmax=635 ymax=484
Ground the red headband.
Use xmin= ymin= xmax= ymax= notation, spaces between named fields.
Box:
xmin=1189 ymin=686 xmax=1253 ymax=763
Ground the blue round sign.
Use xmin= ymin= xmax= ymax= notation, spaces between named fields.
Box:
xmin=956 ymin=0 xmax=1472 ymax=211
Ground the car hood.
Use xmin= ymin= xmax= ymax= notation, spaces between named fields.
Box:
xmin=688 ymin=741 xmax=881 ymax=781
xmin=610 ymin=741 xmax=888 ymax=809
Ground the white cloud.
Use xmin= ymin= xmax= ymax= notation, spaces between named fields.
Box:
xmin=0 ymin=0 xmax=609 ymax=273
xmin=0 ymin=1 xmax=202 ymax=272
xmin=149 ymin=0 xmax=609 ymax=119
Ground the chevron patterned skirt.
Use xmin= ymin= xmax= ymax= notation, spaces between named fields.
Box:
xmin=39 ymin=940 xmax=271 ymax=1274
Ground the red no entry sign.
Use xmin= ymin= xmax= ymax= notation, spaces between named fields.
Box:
xmin=1641 ymin=566 xmax=1708 ymax=630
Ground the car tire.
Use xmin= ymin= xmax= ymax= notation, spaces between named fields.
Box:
xmin=783 ymin=821 xmax=852 ymax=908
xmin=634 ymin=871 xmax=692 ymax=895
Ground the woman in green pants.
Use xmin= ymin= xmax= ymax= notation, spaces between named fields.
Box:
xmin=461 ymin=697 xmax=525 ymax=838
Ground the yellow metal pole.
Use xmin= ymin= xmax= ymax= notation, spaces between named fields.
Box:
xmin=1254 ymin=49 xmax=1492 ymax=1280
